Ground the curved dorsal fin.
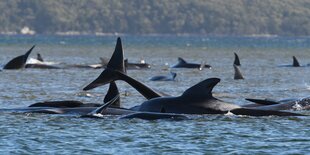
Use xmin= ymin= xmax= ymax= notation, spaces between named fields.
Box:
xmin=234 ymin=52 xmax=241 ymax=66
xmin=37 ymin=53 xmax=44 ymax=62
xmin=181 ymin=78 xmax=220 ymax=99
xmin=103 ymin=82 xmax=120 ymax=108
xmin=292 ymin=56 xmax=301 ymax=67
xmin=3 ymin=45 xmax=35 ymax=69
xmin=233 ymin=64 xmax=244 ymax=80
xmin=178 ymin=57 xmax=187 ymax=64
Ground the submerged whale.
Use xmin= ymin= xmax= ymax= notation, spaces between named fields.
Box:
xmin=245 ymin=97 xmax=310 ymax=111
xmin=124 ymin=59 xmax=151 ymax=69
xmin=25 ymin=53 xmax=104 ymax=69
xmin=3 ymin=45 xmax=35 ymax=69
xmin=81 ymin=95 xmax=186 ymax=120
xmin=279 ymin=56 xmax=308 ymax=67
xmin=0 ymin=82 xmax=132 ymax=115
xmin=172 ymin=57 xmax=211 ymax=69
xmin=83 ymin=37 xmax=305 ymax=117
xmin=149 ymin=71 xmax=177 ymax=81
xmin=100 ymin=57 xmax=151 ymax=70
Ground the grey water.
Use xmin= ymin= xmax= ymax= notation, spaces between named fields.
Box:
xmin=0 ymin=35 xmax=309 ymax=154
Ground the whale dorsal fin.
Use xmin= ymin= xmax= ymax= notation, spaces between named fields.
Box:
xmin=3 ymin=45 xmax=35 ymax=69
xmin=292 ymin=56 xmax=301 ymax=67
xmin=178 ymin=57 xmax=187 ymax=64
xmin=88 ymin=94 xmax=120 ymax=115
xmin=234 ymin=52 xmax=241 ymax=66
xmin=233 ymin=64 xmax=244 ymax=80
xmin=37 ymin=53 xmax=44 ymax=62
xmin=103 ymin=82 xmax=120 ymax=108
xmin=181 ymin=78 xmax=220 ymax=99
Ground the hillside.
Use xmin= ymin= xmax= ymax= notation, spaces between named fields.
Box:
xmin=0 ymin=0 xmax=309 ymax=36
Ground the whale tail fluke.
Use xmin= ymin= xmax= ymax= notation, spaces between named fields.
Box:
xmin=83 ymin=38 xmax=125 ymax=91
xmin=292 ymin=56 xmax=301 ymax=67
xmin=234 ymin=52 xmax=241 ymax=66
xmin=233 ymin=64 xmax=244 ymax=80
xmin=103 ymin=82 xmax=120 ymax=108
xmin=3 ymin=45 xmax=35 ymax=69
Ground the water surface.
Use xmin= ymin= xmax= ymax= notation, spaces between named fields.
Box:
xmin=0 ymin=35 xmax=309 ymax=154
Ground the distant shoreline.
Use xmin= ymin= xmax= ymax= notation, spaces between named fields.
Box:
xmin=0 ymin=32 xmax=299 ymax=38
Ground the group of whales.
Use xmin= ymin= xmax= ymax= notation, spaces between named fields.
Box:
xmin=1 ymin=37 xmax=309 ymax=120
xmin=1 ymin=45 xmax=151 ymax=70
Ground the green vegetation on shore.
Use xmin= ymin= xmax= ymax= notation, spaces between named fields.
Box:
xmin=0 ymin=0 xmax=309 ymax=36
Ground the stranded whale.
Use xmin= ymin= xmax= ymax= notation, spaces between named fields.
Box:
xmin=83 ymin=37 xmax=305 ymax=117
xmin=279 ymin=56 xmax=308 ymax=67
xmin=172 ymin=57 xmax=211 ymax=69
xmin=149 ymin=71 xmax=177 ymax=81
xmin=245 ymin=97 xmax=310 ymax=111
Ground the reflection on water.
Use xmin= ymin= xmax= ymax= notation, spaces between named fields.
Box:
xmin=0 ymin=35 xmax=309 ymax=154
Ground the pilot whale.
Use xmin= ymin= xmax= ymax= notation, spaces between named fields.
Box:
xmin=279 ymin=56 xmax=308 ymax=67
xmin=25 ymin=53 xmax=104 ymax=69
xmin=100 ymin=57 xmax=151 ymax=70
xmin=245 ymin=97 xmax=310 ymax=111
xmin=0 ymin=82 xmax=133 ymax=115
xmin=83 ymin=37 xmax=305 ymax=117
xmin=81 ymin=95 xmax=186 ymax=120
xmin=172 ymin=57 xmax=211 ymax=69
xmin=3 ymin=45 xmax=35 ymax=69
xmin=149 ymin=71 xmax=177 ymax=81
